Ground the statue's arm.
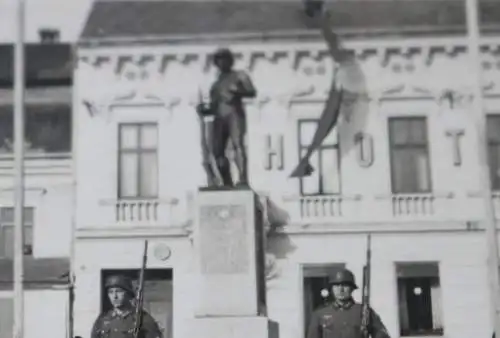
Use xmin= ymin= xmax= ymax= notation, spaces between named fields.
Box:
xmin=233 ymin=71 xmax=257 ymax=98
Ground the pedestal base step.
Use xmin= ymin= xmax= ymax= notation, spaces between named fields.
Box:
xmin=187 ymin=316 xmax=279 ymax=338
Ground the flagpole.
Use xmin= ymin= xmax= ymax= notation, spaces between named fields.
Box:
xmin=13 ymin=0 xmax=26 ymax=337
xmin=465 ymin=0 xmax=500 ymax=336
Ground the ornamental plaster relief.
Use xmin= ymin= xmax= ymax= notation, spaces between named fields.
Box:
xmin=78 ymin=41 xmax=500 ymax=116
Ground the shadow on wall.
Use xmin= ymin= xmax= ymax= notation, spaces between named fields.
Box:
xmin=337 ymin=52 xmax=370 ymax=159
xmin=260 ymin=195 xmax=297 ymax=281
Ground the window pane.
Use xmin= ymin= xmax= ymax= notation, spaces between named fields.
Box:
xmin=392 ymin=150 xmax=410 ymax=193
xmin=139 ymin=152 xmax=158 ymax=197
xmin=409 ymin=119 xmax=426 ymax=145
xmin=0 ymin=298 xmax=13 ymax=338
xmin=489 ymin=144 xmax=500 ymax=189
xmin=392 ymin=149 xmax=431 ymax=193
xmin=301 ymin=150 xmax=320 ymax=195
xmin=119 ymin=153 xmax=139 ymax=198
xmin=25 ymin=106 xmax=71 ymax=153
xmin=140 ymin=125 xmax=158 ymax=149
xmin=389 ymin=119 xmax=411 ymax=145
xmin=0 ymin=226 xmax=32 ymax=258
xmin=120 ymin=125 xmax=138 ymax=149
xmin=0 ymin=207 xmax=34 ymax=224
xmin=487 ymin=116 xmax=500 ymax=143
xmin=1 ymin=226 xmax=13 ymax=257
xmin=414 ymin=150 xmax=431 ymax=192
xmin=299 ymin=121 xmax=318 ymax=147
xmin=1 ymin=208 xmax=13 ymax=223
xmin=320 ymin=147 xmax=340 ymax=194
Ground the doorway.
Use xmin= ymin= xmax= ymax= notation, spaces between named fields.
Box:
xmin=302 ymin=263 xmax=345 ymax=336
xmin=100 ymin=268 xmax=173 ymax=338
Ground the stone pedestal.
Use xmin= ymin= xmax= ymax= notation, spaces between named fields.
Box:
xmin=188 ymin=317 xmax=279 ymax=338
xmin=190 ymin=188 xmax=278 ymax=338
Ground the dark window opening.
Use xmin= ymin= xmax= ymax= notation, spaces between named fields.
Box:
xmin=396 ymin=262 xmax=444 ymax=337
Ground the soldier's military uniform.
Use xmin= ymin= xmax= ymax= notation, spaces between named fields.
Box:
xmin=90 ymin=275 xmax=163 ymax=338
xmin=307 ymin=269 xmax=391 ymax=338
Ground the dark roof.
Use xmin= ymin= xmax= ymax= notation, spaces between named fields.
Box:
xmin=0 ymin=257 xmax=70 ymax=289
xmin=80 ymin=0 xmax=500 ymax=44
xmin=0 ymin=44 xmax=72 ymax=86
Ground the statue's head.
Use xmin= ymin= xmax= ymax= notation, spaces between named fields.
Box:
xmin=213 ymin=48 xmax=234 ymax=72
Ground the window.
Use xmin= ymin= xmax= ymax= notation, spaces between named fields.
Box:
xmin=303 ymin=264 xmax=345 ymax=336
xmin=0 ymin=298 xmax=13 ymax=338
xmin=396 ymin=262 xmax=444 ymax=337
xmin=101 ymin=269 xmax=173 ymax=338
xmin=297 ymin=119 xmax=340 ymax=195
xmin=118 ymin=123 xmax=158 ymax=199
xmin=389 ymin=117 xmax=432 ymax=193
xmin=487 ymin=115 xmax=500 ymax=190
xmin=0 ymin=207 xmax=34 ymax=258
xmin=0 ymin=104 xmax=71 ymax=157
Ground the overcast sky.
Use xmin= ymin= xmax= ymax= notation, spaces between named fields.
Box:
xmin=0 ymin=0 xmax=94 ymax=43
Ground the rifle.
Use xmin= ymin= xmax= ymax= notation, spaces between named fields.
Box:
xmin=133 ymin=240 xmax=149 ymax=338
xmin=361 ymin=234 xmax=372 ymax=338
xmin=196 ymin=89 xmax=222 ymax=187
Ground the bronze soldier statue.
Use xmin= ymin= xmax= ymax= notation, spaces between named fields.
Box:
xmin=90 ymin=275 xmax=163 ymax=338
xmin=197 ymin=48 xmax=257 ymax=187
xmin=307 ymin=269 xmax=391 ymax=338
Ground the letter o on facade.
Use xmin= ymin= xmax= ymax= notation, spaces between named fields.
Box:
xmin=354 ymin=132 xmax=374 ymax=168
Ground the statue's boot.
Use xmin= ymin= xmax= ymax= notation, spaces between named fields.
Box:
xmin=216 ymin=158 xmax=233 ymax=186
xmin=234 ymin=146 xmax=248 ymax=186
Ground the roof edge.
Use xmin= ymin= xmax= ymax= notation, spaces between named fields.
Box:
xmin=77 ymin=24 xmax=500 ymax=49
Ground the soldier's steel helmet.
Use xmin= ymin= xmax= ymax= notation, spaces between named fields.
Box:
xmin=328 ymin=268 xmax=358 ymax=289
xmin=213 ymin=48 xmax=234 ymax=64
xmin=104 ymin=275 xmax=135 ymax=296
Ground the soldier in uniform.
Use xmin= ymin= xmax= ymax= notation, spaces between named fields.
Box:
xmin=307 ymin=269 xmax=391 ymax=338
xmin=90 ymin=275 xmax=163 ymax=338
xmin=197 ymin=47 xmax=257 ymax=187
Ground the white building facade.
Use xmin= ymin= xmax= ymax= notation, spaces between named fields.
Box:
xmin=73 ymin=1 xmax=500 ymax=338
xmin=0 ymin=42 xmax=74 ymax=338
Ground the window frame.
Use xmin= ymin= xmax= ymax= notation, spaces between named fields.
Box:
xmin=0 ymin=207 xmax=35 ymax=258
xmin=487 ymin=114 xmax=500 ymax=191
xmin=117 ymin=122 xmax=159 ymax=200
xmin=388 ymin=116 xmax=432 ymax=194
xmin=395 ymin=261 xmax=444 ymax=337
xmin=297 ymin=118 xmax=341 ymax=196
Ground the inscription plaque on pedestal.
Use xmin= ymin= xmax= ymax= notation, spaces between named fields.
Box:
xmin=199 ymin=205 xmax=249 ymax=275
xmin=193 ymin=189 xmax=266 ymax=317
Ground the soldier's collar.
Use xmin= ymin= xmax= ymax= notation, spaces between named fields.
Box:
xmin=333 ymin=299 xmax=355 ymax=310
xmin=111 ymin=307 xmax=133 ymax=318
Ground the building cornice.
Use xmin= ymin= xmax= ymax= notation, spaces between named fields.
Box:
xmin=276 ymin=220 xmax=491 ymax=235
xmin=76 ymin=225 xmax=190 ymax=240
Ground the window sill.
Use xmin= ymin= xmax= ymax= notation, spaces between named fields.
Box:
xmin=375 ymin=192 xmax=454 ymax=199
xmin=0 ymin=152 xmax=71 ymax=160
xmin=99 ymin=197 xmax=179 ymax=206
xmin=283 ymin=194 xmax=363 ymax=202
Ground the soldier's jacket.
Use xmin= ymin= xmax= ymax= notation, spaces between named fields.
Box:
xmin=307 ymin=300 xmax=391 ymax=338
xmin=91 ymin=307 xmax=163 ymax=338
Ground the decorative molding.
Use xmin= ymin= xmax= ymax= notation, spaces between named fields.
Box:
xmin=445 ymin=129 xmax=465 ymax=166
xmin=278 ymin=220 xmax=483 ymax=235
xmin=76 ymin=226 xmax=189 ymax=239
